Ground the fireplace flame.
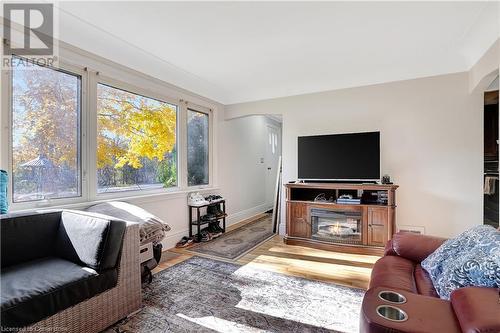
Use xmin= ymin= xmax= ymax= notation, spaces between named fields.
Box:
xmin=330 ymin=222 xmax=341 ymax=235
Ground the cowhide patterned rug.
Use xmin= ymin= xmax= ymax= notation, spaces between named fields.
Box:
xmin=104 ymin=256 xmax=364 ymax=333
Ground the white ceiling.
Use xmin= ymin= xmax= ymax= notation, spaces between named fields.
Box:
xmin=57 ymin=1 xmax=499 ymax=105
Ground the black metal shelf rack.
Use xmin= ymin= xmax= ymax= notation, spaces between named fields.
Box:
xmin=188 ymin=200 xmax=226 ymax=242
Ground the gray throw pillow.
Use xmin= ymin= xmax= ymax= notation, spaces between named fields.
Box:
xmin=55 ymin=210 xmax=126 ymax=271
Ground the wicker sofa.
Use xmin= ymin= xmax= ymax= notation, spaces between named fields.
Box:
xmin=1 ymin=210 xmax=141 ymax=333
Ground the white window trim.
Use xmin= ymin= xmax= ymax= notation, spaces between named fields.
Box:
xmin=3 ymin=59 xmax=88 ymax=211
xmin=186 ymin=103 xmax=213 ymax=190
xmin=0 ymin=44 xmax=218 ymax=212
xmin=92 ymin=74 xmax=185 ymax=200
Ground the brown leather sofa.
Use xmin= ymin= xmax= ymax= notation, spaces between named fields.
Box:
xmin=360 ymin=232 xmax=500 ymax=333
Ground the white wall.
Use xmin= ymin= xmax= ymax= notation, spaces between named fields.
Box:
xmin=218 ymin=115 xmax=282 ymax=223
xmin=144 ymin=115 xmax=282 ymax=249
xmin=225 ymin=72 xmax=484 ymax=238
xmin=149 ymin=115 xmax=282 ymax=249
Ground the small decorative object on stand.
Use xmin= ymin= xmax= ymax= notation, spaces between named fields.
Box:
xmin=381 ymin=174 xmax=393 ymax=185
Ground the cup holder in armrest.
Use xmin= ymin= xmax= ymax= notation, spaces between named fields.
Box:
xmin=376 ymin=305 xmax=408 ymax=322
xmin=378 ymin=291 xmax=407 ymax=304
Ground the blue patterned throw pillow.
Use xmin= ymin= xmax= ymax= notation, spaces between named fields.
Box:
xmin=421 ymin=225 xmax=500 ymax=300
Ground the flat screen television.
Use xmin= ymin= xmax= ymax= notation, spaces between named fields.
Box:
xmin=298 ymin=131 xmax=380 ymax=181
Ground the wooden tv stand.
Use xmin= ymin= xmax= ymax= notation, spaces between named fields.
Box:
xmin=284 ymin=182 xmax=398 ymax=255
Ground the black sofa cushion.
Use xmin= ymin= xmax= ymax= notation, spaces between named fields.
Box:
xmin=55 ymin=210 xmax=126 ymax=271
xmin=1 ymin=211 xmax=61 ymax=268
xmin=1 ymin=257 xmax=118 ymax=329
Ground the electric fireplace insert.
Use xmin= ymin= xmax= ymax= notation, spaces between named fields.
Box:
xmin=311 ymin=208 xmax=363 ymax=245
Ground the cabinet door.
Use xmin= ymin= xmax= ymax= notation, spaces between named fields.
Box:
xmin=288 ymin=203 xmax=310 ymax=238
xmin=367 ymin=207 xmax=388 ymax=247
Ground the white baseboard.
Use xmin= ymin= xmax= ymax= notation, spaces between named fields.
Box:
xmin=161 ymin=203 xmax=273 ymax=250
xmin=225 ymin=203 xmax=273 ymax=226
xmin=278 ymin=222 xmax=286 ymax=235
xmin=161 ymin=228 xmax=192 ymax=250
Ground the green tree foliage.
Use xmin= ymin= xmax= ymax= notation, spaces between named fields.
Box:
xmin=187 ymin=111 xmax=209 ymax=186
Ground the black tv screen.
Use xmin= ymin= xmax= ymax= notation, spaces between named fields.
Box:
xmin=298 ymin=132 xmax=380 ymax=181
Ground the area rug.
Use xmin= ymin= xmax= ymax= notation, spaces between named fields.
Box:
xmin=189 ymin=214 xmax=275 ymax=260
xmin=104 ymin=256 xmax=364 ymax=333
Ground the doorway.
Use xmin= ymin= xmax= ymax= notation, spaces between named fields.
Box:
xmin=265 ymin=123 xmax=282 ymax=207
xmin=221 ymin=114 xmax=282 ymax=232
xmin=483 ymin=76 xmax=499 ymax=228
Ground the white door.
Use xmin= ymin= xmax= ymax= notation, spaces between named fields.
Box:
xmin=265 ymin=125 xmax=281 ymax=207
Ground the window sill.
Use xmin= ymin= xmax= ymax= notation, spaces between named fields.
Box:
xmin=8 ymin=186 xmax=221 ymax=214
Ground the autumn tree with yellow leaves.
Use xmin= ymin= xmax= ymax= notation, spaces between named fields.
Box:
xmin=96 ymin=84 xmax=177 ymax=190
xmin=12 ymin=63 xmax=80 ymax=171
xmin=12 ymin=60 xmax=80 ymax=199
xmin=11 ymin=58 xmax=178 ymax=200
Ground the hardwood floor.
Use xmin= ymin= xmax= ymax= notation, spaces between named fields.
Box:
xmin=153 ymin=214 xmax=378 ymax=290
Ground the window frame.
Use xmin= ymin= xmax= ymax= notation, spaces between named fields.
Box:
xmin=92 ymin=76 xmax=182 ymax=200
xmin=186 ymin=106 xmax=212 ymax=188
xmin=4 ymin=57 xmax=88 ymax=211
xmin=1 ymin=50 xmax=216 ymax=212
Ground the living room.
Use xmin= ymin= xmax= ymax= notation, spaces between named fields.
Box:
xmin=0 ymin=2 xmax=499 ymax=333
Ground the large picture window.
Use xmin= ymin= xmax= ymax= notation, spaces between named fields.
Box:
xmin=187 ymin=109 xmax=209 ymax=186
xmin=5 ymin=54 xmax=214 ymax=208
xmin=96 ymin=83 xmax=178 ymax=193
xmin=11 ymin=58 xmax=81 ymax=202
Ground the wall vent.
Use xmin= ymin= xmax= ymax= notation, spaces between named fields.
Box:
xmin=397 ymin=225 xmax=425 ymax=235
